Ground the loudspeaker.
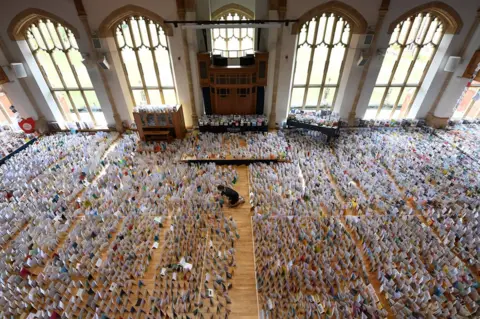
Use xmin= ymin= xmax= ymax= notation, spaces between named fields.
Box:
xmin=363 ymin=33 xmax=374 ymax=46
xmin=202 ymin=87 xmax=212 ymax=114
xmin=240 ymin=56 xmax=255 ymax=66
xmin=10 ymin=63 xmax=27 ymax=78
xmin=256 ymin=86 xmax=265 ymax=115
xmin=444 ymin=56 xmax=461 ymax=72
xmin=357 ymin=52 xmax=369 ymax=66
xmin=92 ymin=32 xmax=102 ymax=49
xmin=98 ymin=56 xmax=110 ymax=70
xmin=212 ymin=55 xmax=227 ymax=66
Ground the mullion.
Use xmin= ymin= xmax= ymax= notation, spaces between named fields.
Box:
xmin=403 ymin=26 xmax=444 ymax=117
xmin=52 ymin=23 xmax=97 ymax=125
xmin=316 ymin=15 xmax=338 ymax=111
xmin=224 ymin=15 xmax=230 ymax=52
xmin=0 ymin=103 xmax=13 ymax=124
xmin=386 ymin=44 xmax=421 ymax=119
xmin=32 ymin=22 xmax=77 ymax=122
xmin=48 ymin=49 xmax=81 ymax=121
xmin=462 ymin=99 xmax=476 ymax=119
xmin=30 ymin=51 xmax=69 ymax=121
xmin=40 ymin=21 xmax=81 ymax=121
xmin=147 ymin=22 xmax=165 ymax=104
xmin=462 ymin=87 xmax=480 ymax=118
xmin=128 ymin=17 xmax=150 ymax=104
xmin=330 ymin=22 xmax=351 ymax=111
xmin=388 ymin=86 xmax=406 ymax=119
xmin=375 ymin=18 xmax=416 ymax=118
xmin=293 ymin=84 xmax=338 ymax=88
xmin=301 ymin=18 xmax=320 ymax=109
xmin=115 ymin=25 xmax=136 ymax=106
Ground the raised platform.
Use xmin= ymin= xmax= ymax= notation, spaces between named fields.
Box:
xmin=0 ymin=137 xmax=37 ymax=166
xmin=286 ymin=119 xmax=340 ymax=141
xmin=180 ymin=157 xmax=288 ymax=165
xmin=199 ymin=124 xmax=268 ymax=133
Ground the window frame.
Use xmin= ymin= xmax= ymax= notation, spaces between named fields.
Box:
xmin=452 ymin=82 xmax=480 ymax=119
xmin=113 ymin=15 xmax=177 ymax=106
xmin=0 ymin=92 xmax=14 ymax=125
xmin=367 ymin=12 xmax=445 ymax=120
xmin=289 ymin=13 xmax=352 ymax=111
xmin=211 ymin=10 xmax=255 ymax=58
xmin=24 ymin=18 xmax=102 ymax=125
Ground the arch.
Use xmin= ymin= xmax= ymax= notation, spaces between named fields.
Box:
xmin=292 ymin=1 xmax=368 ymax=34
xmin=211 ymin=3 xmax=254 ymax=20
xmin=8 ymin=8 xmax=81 ymax=41
xmin=98 ymin=4 xmax=173 ymax=37
xmin=388 ymin=1 xmax=463 ymax=34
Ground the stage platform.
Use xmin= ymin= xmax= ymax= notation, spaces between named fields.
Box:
xmin=0 ymin=137 xmax=37 ymax=166
xmin=180 ymin=156 xmax=288 ymax=165
xmin=199 ymin=124 xmax=268 ymax=133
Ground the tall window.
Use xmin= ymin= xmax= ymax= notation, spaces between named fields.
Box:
xmin=25 ymin=19 xmax=107 ymax=126
xmin=114 ymin=16 xmax=177 ymax=106
xmin=212 ymin=11 xmax=254 ymax=58
xmin=0 ymin=92 xmax=15 ymax=125
xmin=290 ymin=13 xmax=351 ymax=110
xmin=452 ymin=80 xmax=480 ymax=119
xmin=365 ymin=13 xmax=444 ymax=120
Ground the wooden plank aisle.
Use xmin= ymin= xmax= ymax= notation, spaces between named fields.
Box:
xmin=143 ymin=216 xmax=170 ymax=295
xmin=222 ymin=165 xmax=259 ymax=318
xmin=324 ymin=159 xmax=395 ymax=318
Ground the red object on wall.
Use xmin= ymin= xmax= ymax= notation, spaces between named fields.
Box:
xmin=19 ymin=117 xmax=35 ymax=133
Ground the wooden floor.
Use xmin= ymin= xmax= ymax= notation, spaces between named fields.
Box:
xmin=13 ymin=139 xmax=473 ymax=318
xmin=136 ymin=165 xmax=259 ymax=318
xmin=222 ymin=165 xmax=259 ymax=318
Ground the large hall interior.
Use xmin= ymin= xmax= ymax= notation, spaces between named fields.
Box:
xmin=0 ymin=0 xmax=479 ymax=318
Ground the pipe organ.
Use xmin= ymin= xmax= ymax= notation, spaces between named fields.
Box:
xmin=197 ymin=52 xmax=268 ymax=115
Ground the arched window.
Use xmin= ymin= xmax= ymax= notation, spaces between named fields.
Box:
xmin=452 ymin=80 xmax=480 ymax=119
xmin=290 ymin=13 xmax=351 ymax=110
xmin=114 ymin=15 xmax=177 ymax=106
xmin=25 ymin=19 xmax=107 ymax=126
xmin=0 ymin=92 xmax=15 ymax=125
xmin=365 ymin=13 xmax=445 ymax=120
xmin=211 ymin=8 xmax=254 ymax=58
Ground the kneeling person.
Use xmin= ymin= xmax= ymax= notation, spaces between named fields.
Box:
xmin=217 ymin=185 xmax=244 ymax=207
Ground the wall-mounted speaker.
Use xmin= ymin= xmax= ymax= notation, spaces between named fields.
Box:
xmin=240 ymin=56 xmax=255 ymax=66
xmin=98 ymin=56 xmax=110 ymax=70
xmin=444 ymin=56 xmax=461 ymax=72
xmin=92 ymin=32 xmax=102 ymax=49
xmin=357 ymin=52 xmax=369 ymax=66
xmin=363 ymin=32 xmax=374 ymax=46
xmin=10 ymin=63 xmax=27 ymax=78
xmin=212 ymin=55 xmax=227 ymax=66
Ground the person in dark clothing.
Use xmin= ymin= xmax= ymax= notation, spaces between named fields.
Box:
xmin=217 ymin=185 xmax=244 ymax=207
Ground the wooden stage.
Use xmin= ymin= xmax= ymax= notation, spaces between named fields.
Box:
xmin=180 ymin=156 xmax=288 ymax=165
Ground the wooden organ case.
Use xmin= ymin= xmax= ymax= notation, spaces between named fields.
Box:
xmin=197 ymin=52 xmax=268 ymax=115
